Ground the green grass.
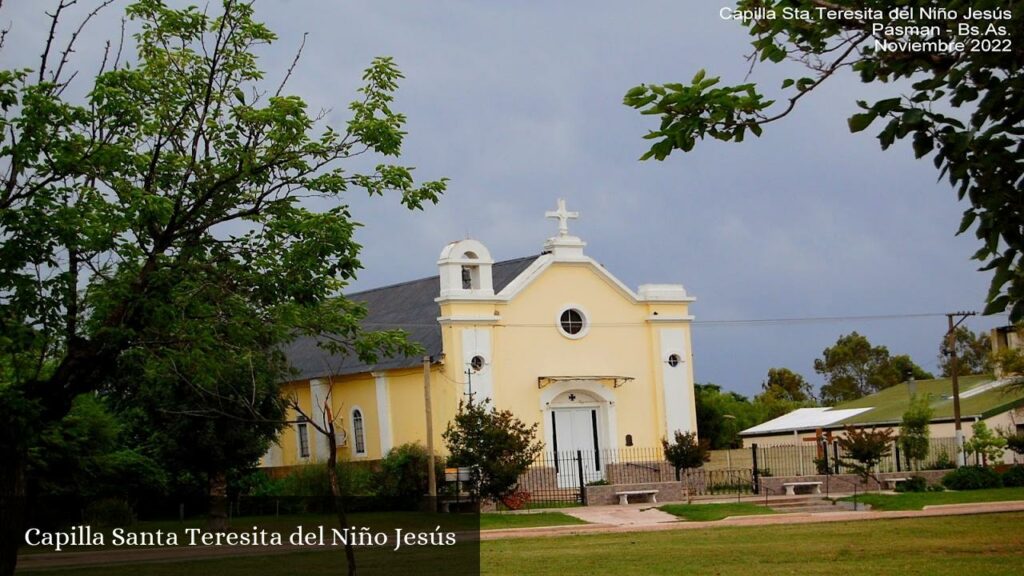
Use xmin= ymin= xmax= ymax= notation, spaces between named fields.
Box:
xmin=839 ymin=486 xmax=1024 ymax=511
xmin=658 ymin=502 xmax=776 ymax=522
xmin=17 ymin=512 xmax=1024 ymax=575
xmin=479 ymin=512 xmax=587 ymax=530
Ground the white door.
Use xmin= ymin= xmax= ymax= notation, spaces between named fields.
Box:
xmin=552 ymin=408 xmax=604 ymax=488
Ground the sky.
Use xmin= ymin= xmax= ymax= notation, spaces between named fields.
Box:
xmin=3 ymin=1 xmax=1007 ymax=398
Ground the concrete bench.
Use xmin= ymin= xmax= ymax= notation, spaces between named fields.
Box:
xmin=782 ymin=481 xmax=823 ymax=495
xmin=616 ymin=490 xmax=658 ymax=505
xmin=884 ymin=477 xmax=910 ymax=490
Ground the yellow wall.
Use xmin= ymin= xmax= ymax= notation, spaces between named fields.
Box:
xmin=266 ymin=258 xmax=696 ymax=467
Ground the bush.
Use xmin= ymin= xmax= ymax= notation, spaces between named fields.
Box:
xmin=83 ymin=498 xmax=135 ymax=527
xmin=377 ymin=443 xmax=441 ymax=509
xmin=894 ymin=475 xmax=927 ymax=493
xmin=926 ymin=449 xmax=956 ymax=471
xmin=942 ymin=466 xmax=1003 ymax=490
xmin=926 ymin=484 xmax=946 ymax=492
xmin=1001 ymin=465 xmax=1024 ymax=487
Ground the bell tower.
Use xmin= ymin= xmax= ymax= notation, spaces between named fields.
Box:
xmin=437 ymin=239 xmax=494 ymax=299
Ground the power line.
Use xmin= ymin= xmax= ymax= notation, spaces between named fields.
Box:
xmin=357 ymin=311 xmax=1008 ymax=330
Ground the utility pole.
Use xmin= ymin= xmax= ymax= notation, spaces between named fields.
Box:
xmin=946 ymin=310 xmax=976 ymax=467
xmin=423 ymin=356 xmax=437 ymax=502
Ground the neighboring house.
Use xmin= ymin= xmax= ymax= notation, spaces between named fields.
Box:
xmin=739 ymin=375 xmax=1024 ymax=464
xmin=991 ymin=324 xmax=1023 ymax=355
xmin=260 ymin=200 xmax=698 ymax=482
xmin=991 ymin=324 xmax=1023 ymax=379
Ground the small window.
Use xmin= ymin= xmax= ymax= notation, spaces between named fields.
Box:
xmin=352 ymin=409 xmax=366 ymax=455
xmin=667 ymin=354 xmax=682 ymax=367
xmin=625 ymin=434 xmax=634 ymax=447
xmin=559 ymin=308 xmax=586 ymax=336
xmin=297 ymin=416 xmax=310 ymax=459
xmin=470 ymin=355 xmax=485 ymax=372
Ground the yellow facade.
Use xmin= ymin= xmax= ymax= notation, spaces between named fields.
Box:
xmin=261 ymin=202 xmax=697 ymax=471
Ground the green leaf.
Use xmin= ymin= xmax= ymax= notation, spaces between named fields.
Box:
xmin=848 ymin=112 xmax=877 ymax=133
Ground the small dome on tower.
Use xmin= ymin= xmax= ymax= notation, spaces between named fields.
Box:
xmin=438 ymin=239 xmax=495 ymax=298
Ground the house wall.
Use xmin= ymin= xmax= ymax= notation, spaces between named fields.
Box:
xmin=741 ymin=405 xmax=1024 ymax=465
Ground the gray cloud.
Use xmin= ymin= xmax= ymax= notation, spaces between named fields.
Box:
xmin=1 ymin=1 xmax=1002 ymax=396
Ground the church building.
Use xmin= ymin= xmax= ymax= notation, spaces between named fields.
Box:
xmin=261 ymin=200 xmax=697 ymax=482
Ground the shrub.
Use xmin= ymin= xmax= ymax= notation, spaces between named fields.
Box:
xmin=926 ymin=484 xmax=946 ymax=492
xmin=1001 ymin=465 xmax=1024 ymax=487
xmin=443 ymin=398 xmax=543 ymax=503
xmin=83 ymin=498 xmax=135 ymax=527
xmin=377 ymin=443 xmax=441 ymax=508
xmin=926 ymin=449 xmax=956 ymax=470
xmin=894 ymin=475 xmax=927 ymax=493
xmin=942 ymin=466 xmax=1003 ymax=490
xmin=499 ymin=490 xmax=532 ymax=510
xmin=963 ymin=421 xmax=1007 ymax=466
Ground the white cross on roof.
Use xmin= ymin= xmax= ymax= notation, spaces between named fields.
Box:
xmin=545 ymin=198 xmax=579 ymax=238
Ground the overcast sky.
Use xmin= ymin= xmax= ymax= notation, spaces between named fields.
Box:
xmin=4 ymin=1 xmax=1007 ymax=397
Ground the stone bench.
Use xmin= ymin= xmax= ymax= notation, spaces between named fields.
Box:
xmin=616 ymin=490 xmax=658 ymax=505
xmin=884 ymin=477 xmax=910 ymax=490
xmin=782 ymin=481 xmax=823 ymax=495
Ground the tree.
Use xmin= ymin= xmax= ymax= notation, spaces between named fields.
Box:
xmin=111 ymin=336 xmax=288 ymax=530
xmin=814 ymin=332 xmax=929 ymax=404
xmin=890 ymin=355 xmax=936 ymax=382
xmin=756 ymin=367 xmax=818 ymax=420
xmin=759 ymin=367 xmax=814 ymax=402
xmin=694 ymin=383 xmax=761 ymax=449
xmin=443 ymin=398 xmax=543 ymax=505
xmin=0 ymin=1 xmax=444 ymax=573
xmin=662 ymin=430 xmax=710 ymax=503
xmin=625 ymin=0 xmax=1024 ymax=322
xmin=999 ymin=427 xmax=1024 ymax=458
xmin=837 ymin=426 xmax=894 ymax=484
xmin=963 ymin=421 xmax=1007 ymax=467
xmin=939 ymin=327 xmax=991 ymax=377
xmin=898 ymin=395 xmax=932 ymax=471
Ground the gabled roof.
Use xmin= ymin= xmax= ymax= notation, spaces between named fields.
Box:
xmin=740 ymin=374 xmax=1024 ymax=437
xmin=739 ymin=407 xmax=872 ymax=436
xmin=284 ymin=256 xmax=538 ymax=380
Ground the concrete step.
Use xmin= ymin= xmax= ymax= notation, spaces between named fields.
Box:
xmin=758 ymin=496 xmax=845 ymax=514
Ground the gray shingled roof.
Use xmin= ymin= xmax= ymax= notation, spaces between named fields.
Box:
xmin=284 ymin=255 xmax=538 ymax=380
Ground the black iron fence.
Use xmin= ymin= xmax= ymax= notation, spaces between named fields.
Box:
xmin=514 ymin=448 xmax=755 ymax=506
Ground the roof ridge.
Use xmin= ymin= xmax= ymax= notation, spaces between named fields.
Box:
xmin=344 ymin=254 xmax=539 ymax=298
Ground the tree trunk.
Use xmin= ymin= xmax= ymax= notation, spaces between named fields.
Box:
xmin=325 ymin=420 xmax=357 ymax=576
xmin=0 ymin=451 xmax=27 ymax=576
xmin=206 ymin=471 xmax=229 ymax=531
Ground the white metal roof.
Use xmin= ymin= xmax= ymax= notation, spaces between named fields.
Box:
xmin=740 ymin=407 xmax=873 ymax=436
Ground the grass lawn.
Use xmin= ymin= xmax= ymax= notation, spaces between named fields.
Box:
xmin=17 ymin=512 xmax=1024 ymax=575
xmin=479 ymin=512 xmax=587 ymax=530
xmin=839 ymin=486 xmax=1024 ymax=511
xmin=658 ymin=502 xmax=775 ymax=522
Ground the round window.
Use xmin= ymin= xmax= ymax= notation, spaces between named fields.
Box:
xmin=470 ymin=355 xmax=485 ymax=372
xmin=668 ymin=354 xmax=682 ymax=367
xmin=558 ymin=308 xmax=587 ymax=338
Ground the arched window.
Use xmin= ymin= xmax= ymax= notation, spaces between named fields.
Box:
xmin=352 ymin=409 xmax=366 ymax=455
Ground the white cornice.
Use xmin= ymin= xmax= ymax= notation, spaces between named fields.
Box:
xmin=437 ymin=315 xmax=502 ymax=325
xmin=646 ymin=315 xmax=695 ymax=323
